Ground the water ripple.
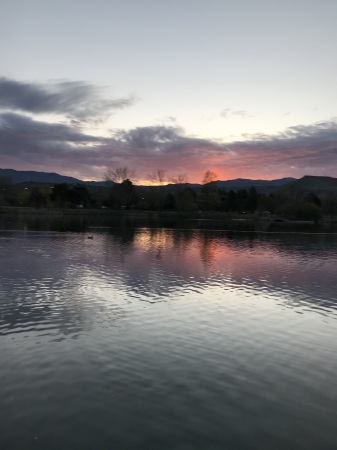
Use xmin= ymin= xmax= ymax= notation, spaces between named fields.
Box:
xmin=1 ymin=229 xmax=337 ymax=449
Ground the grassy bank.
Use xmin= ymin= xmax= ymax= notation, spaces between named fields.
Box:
xmin=1 ymin=206 xmax=336 ymax=233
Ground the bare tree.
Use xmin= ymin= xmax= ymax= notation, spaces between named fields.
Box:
xmin=147 ymin=169 xmax=167 ymax=185
xmin=202 ymin=170 xmax=218 ymax=185
xmin=201 ymin=170 xmax=219 ymax=211
xmin=170 ymin=173 xmax=188 ymax=185
xmin=105 ymin=167 xmax=137 ymax=184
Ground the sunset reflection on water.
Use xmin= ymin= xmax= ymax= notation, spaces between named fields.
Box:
xmin=1 ymin=226 xmax=337 ymax=449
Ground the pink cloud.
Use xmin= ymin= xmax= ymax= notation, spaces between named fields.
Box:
xmin=1 ymin=78 xmax=337 ymax=182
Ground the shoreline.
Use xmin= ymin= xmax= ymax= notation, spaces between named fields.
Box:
xmin=1 ymin=206 xmax=337 ymax=233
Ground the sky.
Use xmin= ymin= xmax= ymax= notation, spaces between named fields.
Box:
xmin=1 ymin=0 xmax=337 ymax=183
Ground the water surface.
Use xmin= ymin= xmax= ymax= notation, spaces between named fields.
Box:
xmin=1 ymin=225 xmax=337 ymax=449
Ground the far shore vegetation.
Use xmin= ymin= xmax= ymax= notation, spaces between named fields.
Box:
xmin=1 ymin=169 xmax=337 ymax=230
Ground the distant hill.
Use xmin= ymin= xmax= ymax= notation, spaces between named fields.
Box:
xmin=165 ymin=178 xmax=295 ymax=193
xmin=214 ymin=177 xmax=295 ymax=190
xmin=276 ymin=176 xmax=337 ymax=198
xmin=0 ymin=168 xmax=110 ymax=186
xmin=2 ymin=168 xmax=337 ymax=200
xmin=0 ymin=169 xmax=296 ymax=190
xmin=84 ymin=180 xmax=109 ymax=187
xmin=0 ymin=168 xmax=84 ymax=185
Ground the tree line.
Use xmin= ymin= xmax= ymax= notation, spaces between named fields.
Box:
xmin=1 ymin=168 xmax=337 ymax=221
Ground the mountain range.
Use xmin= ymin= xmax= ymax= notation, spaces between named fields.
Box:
xmin=277 ymin=175 xmax=337 ymax=197
xmin=0 ymin=168 xmax=105 ymax=186
xmin=0 ymin=168 xmax=294 ymax=190
xmin=1 ymin=168 xmax=337 ymax=199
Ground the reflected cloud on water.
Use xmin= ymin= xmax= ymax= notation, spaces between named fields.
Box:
xmin=98 ymin=228 xmax=337 ymax=312
xmin=1 ymin=226 xmax=336 ymax=340
xmin=1 ymin=225 xmax=337 ymax=450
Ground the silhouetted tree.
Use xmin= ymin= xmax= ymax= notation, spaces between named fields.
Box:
xmin=105 ymin=167 xmax=137 ymax=184
xmin=304 ymin=192 xmax=321 ymax=207
xmin=322 ymin=197 xmax=337 ymax=217
xmin=257 ymin=194 xmax=275 ymax=213
xmin=147 ymin=169 xmax=167 ymax=185
xmin=0 ymin=177 xmax=16 ymax=206
xmin=110 ymin=179 xmax=138 ymax=209
xmin=298 ymin=203 xmax=322 ymax=222
xmin=227 ymin=190 xmax=237 ymax=211
xmin=247 ymin=186 xmax=259 ymax=212
xmin=170 ymin=173 xmax=188 ymax=185
xmin=71 ymin=185 xmax=92 ymax=207
xmin=50 ymin=184 xmax=91 ymax=208
xmin=202 ymin=170 xmax=218 ymax=185
xmin=28 ymin=187 xmax=50 ymax=208
xmin=200 ymin=170 xmax=219 ymax=211
xmin=236 ymin=189 xmax=249 ymax=212
xmin=50 ymin=184 xmax=70 ymax=207
xmin=177 ymin=188 xmax=198 ymax=212
xmin=163 ymin=192 xmax=176 ymax=210
xmin=146 ymin=169 xmax=167 ymax=210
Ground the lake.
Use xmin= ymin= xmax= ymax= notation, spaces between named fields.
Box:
xmin=1 ymin=222 xmax=337 ymax=449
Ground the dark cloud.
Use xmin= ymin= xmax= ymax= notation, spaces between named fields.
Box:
xmin=115 ymin=125 xmax=182 ymax=148
xmin=0 ymin=77 xmax=136 ymax=123
xmin=109 ymin=126 xmax=225 ymax=170
xmin=0 ymin=114 xmax=228 ymax=178
xmin=219 ymin=120 xmax=337 ymax=177
xmin=0 ymin=81 xmax=336 ymax=181
xmin=0 ymin=112 xmax=109 ymax=176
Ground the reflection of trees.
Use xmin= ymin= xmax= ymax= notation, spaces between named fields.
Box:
xmin=109 ymin=179 xmax=138 ymax=209
xmin=109 ymin=225 xmax=137 ymax=246
xmin=199 ymin=233 xmax=218 ymax=271
xmin=134 ymin=228 xmax=175 ymax=252
xmin=117 ymin=229 xmax=337 ymax=314
xmin=2 ymin=228 xmax=337 ymax=332
xmin=172 ymin=229 xmax=195 ymax=254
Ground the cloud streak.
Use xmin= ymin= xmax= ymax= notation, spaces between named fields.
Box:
xmin=0 ymin=77 xmax=136 ymax=123
xmin=220 ymin=108 xmax=253 ymax=119
xmin=1 ymin=77 xmax=337 ymax=181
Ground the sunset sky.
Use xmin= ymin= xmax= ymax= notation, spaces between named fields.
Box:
xmin=1 ymin=0 xmax=337 ymax=183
